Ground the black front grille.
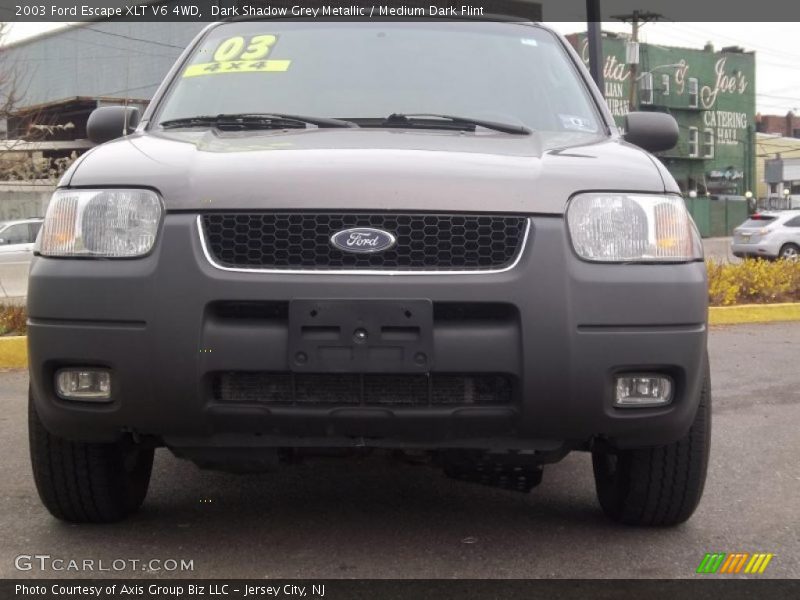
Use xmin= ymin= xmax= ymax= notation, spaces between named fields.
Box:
xmin=201 ymin=213 xmax=528 ymax=271
xmin=213 ymin=372 xmax=513 ymax=407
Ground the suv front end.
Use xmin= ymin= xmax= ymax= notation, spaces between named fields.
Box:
xmin=27 ymin=19 xmax=710 ymax=526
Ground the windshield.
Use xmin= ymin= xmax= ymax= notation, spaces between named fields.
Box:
xmin=154 ymin=21 xmax=604 ymax=139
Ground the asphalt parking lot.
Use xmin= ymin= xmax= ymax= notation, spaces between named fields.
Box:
xmin=1 ymin=322 xmax=798 ymax=579
xmin=703 ymin=237 xmax=740 ymax=263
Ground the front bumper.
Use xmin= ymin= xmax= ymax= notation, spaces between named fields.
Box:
xmin=28 ymin=213 xmax=708 ymax=450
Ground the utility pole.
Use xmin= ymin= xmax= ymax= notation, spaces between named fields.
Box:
xmin=612 ymin=10 xmax=662 ymax=113
xmin=628 ymin=16 xmax=640 ymax=112
xmin=586 ymin=0 xmax=604 ymax=90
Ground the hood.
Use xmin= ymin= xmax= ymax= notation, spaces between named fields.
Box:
xmin=65 ymin=128 xmax=667 ymax=214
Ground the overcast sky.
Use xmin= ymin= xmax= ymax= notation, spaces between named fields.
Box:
xmin=5 ymin=21 xmax=800 ymax=115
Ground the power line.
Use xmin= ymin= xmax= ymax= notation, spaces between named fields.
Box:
xmin=671 ymin=23 xmax=800 ymax=62
xmin=10 ymin=54 xmax=165 ymax=62
xmin=95 ymin=82 xmax=162 ymax=97
xmin=757 ymin=93 xmax=800 ymax=102
xmin=81 ymin=26 xmax=185 ymax=50
xmin=647 ymin=24 xmax=800 ymax=70
xmin=7 ymin=32 xmax=181 ymax=59
xmin=754 ymin=140 xmax=800 ymax=151
xmin=761 ymin=84 xmax=800 ymax=96
xmin=758 ymin=103 xmax=799 ymax=111
xmin=1 ymin=18 xmax=186 ymax=56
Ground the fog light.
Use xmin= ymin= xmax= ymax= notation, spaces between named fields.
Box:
xmin=614 ymin=375 xmax=672 ymax=407
xmin=55 ymin=369 xmax=112 ymax=401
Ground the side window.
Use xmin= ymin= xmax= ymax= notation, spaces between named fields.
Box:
xmin=688 ymin=78 xmax=699 ymax=108
xmin=0 ymin=223 xmax=31 ymax=244
xmin=784 ymin=216 xmax=800 ymax=227
xmin=639 ymin=72 xmax=654 ymax=105
xmin=661 ymin=73 xmax=670 ymax=96
xmin=688 ymin=127 xmax=699 ymax=158
xmin=29 ymin=222 xmax=42 ymax=240
xmin=703 ymin=129 xmax=715 ymax=159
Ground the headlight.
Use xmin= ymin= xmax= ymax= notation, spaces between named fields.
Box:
xmin=38 ymin=189 xmax=162 ymax=258
xmin=566 ymin=193 xmax=703 ymax=262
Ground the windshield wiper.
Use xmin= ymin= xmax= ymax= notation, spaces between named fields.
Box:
xmin=159 ymin=113 xmax=357 ymax=130
xmin=380 ymin=113 xmax=531 ymax=135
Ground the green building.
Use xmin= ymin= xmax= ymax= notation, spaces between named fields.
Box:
xmin=568 ymin=32 xmax=756 ymax=198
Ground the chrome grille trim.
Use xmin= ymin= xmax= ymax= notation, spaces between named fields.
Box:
xmin=197 ymin=215 xmax=531 ymax=276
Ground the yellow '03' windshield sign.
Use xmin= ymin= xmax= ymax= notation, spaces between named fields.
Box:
xmin=182 ymin=34 xmax=291 ymax=78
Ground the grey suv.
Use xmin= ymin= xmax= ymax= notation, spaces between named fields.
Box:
xmin=28 ymin=19 xmax=710 ymax=526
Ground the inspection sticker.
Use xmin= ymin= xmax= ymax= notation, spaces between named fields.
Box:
xmin=183 ymin=60 xmax=291 ymax=78
xmin=559 ymin=114 xmax=597 ymax=132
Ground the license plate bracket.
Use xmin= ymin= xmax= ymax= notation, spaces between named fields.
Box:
xmin=288 ymin=299 xmax=433 ymax=373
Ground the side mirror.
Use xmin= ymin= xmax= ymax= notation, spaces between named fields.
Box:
xmin=623 ymin=111 xmax=679 ymax=153
xmin=87 ymin=106 xmax=141 ymax=144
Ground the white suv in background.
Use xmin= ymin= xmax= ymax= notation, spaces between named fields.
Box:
xmin=732 ymin=211 xmax=800 ymax=260
xmin=0 ymin=218 xmax=44 ymax=264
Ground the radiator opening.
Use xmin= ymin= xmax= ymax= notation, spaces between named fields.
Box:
xmin=212 ymin=372 xmax=515 ymax=407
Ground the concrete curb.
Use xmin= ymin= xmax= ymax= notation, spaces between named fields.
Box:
xmin=0 ymin=336 xmax=27 ymax=369
xmin=709 ymin=303 xmax=800 ymax=326
xmin=0 ymin=303 xmax=799 ymax=367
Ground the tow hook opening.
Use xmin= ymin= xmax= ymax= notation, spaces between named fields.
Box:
xmin=438 ymin=450 xmax=546 ymax=493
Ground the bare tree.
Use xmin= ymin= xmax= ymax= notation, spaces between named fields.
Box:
xmin=0 ymin=23 xmax=75 ymax=181
xmin=0 ymin=22 xmax=28 ymax=176
xmin=0 ymin=23 xmax=20 ymax=113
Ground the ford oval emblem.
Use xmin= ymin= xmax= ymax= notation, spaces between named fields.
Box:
xmin=330 ymin=227 xmax=397 ymax=254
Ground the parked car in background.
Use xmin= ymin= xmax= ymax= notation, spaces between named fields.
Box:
xmin=731 ymin=210 xmax=800 ymax=260
xmin=0 ymin=218 xmax=43 ymax=264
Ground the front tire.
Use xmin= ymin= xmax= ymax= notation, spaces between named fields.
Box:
xmin=28 ymin=388 xmax=154 ymax=523
xmin=592 ymin=356 xmax=711 ymax=526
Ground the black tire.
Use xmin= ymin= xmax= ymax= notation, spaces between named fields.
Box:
xmin=28 ymin=388 xmax=154 ymax=523
xmin=592 ymin=356 xmax=711 ymax=526
xmin=779 ymin=243 xmax=800 ymax=261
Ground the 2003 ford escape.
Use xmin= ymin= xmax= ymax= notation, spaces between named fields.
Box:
xmin=27 ymin=18 xmax=710 ymax=525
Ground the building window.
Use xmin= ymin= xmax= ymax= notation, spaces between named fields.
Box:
xmin=640 ymin=72 xmax=654 ymax=105
xmin=793 ymin=128 xmax=800 ymax=139
xmin=702 ymin=129 xmax=714 ymax=158
xmin=662 ymin=73 xmax=670 ymax=96
xmin=688 ymin=78 xmax=699 ymax=108
xmin=688 ymin=127 xmax=699 ymax=157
